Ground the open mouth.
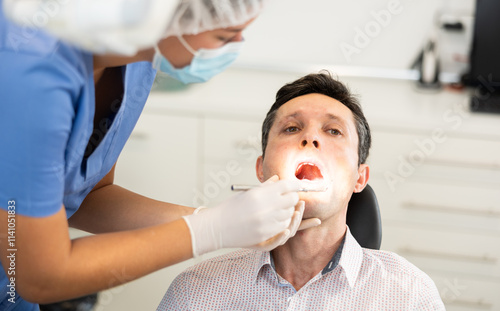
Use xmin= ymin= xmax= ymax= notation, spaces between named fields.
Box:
xmin=295 ymin=162 xmax=323 ymax=181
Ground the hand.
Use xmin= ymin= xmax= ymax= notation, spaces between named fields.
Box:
xmin=183 ymin=175 xmax=301 ymax=256
xmin=250 ymin=201 xmax=321 ymax=251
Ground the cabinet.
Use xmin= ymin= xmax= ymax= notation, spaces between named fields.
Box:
xmin=114 ymin=113 xmax=199 ymax=206
xmin=201 ymin=117 xmax=263 ymax=206
xmin=369 ymin=129 xmax=500 ymax=310
xmin=100 ymin=68 xmax=500 ymax=310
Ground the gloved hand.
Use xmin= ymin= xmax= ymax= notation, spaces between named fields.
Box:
xmin=192 ymin=201 xmax=322 ymax=252
xmin=183 ymin=175 xmax=301 ymax=257
xmin=250 ymin=201 xmax=321 ymax=251
xmin=190 ymin=200 xmax=322 ymax=252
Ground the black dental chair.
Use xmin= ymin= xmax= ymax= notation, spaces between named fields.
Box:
xmin=39 ymin=294 xmax=98 ymax=311
xmin=346 ymin=184 xmax=382 ymax=250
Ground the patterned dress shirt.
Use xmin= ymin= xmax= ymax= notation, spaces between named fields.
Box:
xmin=158 ymin=227 xmax=445 ymax=310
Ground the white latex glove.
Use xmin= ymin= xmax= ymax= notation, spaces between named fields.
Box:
xmin=193 ymin=200 xmax=322 ymax=252
xmin=183 ymin=175 xmax=301 ymax=257
xmin=251 ymin=201 xmax=322 ymax=251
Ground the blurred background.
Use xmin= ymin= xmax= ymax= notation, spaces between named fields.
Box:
xmin=69 ymin=0 xmax=500 ymax=310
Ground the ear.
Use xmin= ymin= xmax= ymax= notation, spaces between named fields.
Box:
xmin=256 ymin=155 xmax=265 ymax=182
xmin=353 ymin=164 xmax=369 ymax=193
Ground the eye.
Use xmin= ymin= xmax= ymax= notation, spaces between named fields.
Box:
xmin=285 ymin=126 xmax=300 ymax=133
xmin=217 ymin=36 xmax=232 ymax=42
xmin=327 ymin=128 xmax=342 ymax=136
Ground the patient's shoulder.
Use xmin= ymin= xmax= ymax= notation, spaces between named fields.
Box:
xmin=359 ymin=249 xmax=444 ymax=309
xmin=361 ymin=248 xmax=437 ymax=289
xmin=195 ymin=248 xmax=258 ymax=267
xmin=363 ymin=249 xmax=420 ymax=273
xmin=181 ymin=248 xmax=260 ymax=280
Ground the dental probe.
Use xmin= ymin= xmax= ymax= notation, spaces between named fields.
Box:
xmin=231 ymin=184 xmax=328 ymax=192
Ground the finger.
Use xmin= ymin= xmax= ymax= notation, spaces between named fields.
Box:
xmin=278 ymin=229 xmax=291 ymax=246
xmin=287 ymin=211 xmax=301 ymax=238
xmin=278 ymin=191 xmax=300 ymax=209
xmin=295 ymin=200 xmax=305 ymax=213
xmin=277 ymin=178 xmax=302 ymax=193
xmin=269 ymin=205 xmax=295 ymax=223
xmin=288 ymin=202 xmax=305 ymax=238
xmin=298 ymin=218 xmax=321 ymax=231
xmin=262 ymin=178 xmax=301 ymax=195
xmin=262 ymin=174 xmax=279 ymax=185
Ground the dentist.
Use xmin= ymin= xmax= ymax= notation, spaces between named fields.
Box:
xmin=0 ymin=0 xmax=315 ymax=309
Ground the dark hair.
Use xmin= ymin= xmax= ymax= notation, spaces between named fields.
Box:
xmin=261 ymin=71 xmax=371 ymax=165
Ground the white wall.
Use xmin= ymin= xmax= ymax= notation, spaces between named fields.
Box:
xmin=235 ymin=0 xmax=475 ymax=71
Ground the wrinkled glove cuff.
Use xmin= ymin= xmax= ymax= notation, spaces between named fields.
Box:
xmin=183 ymin=207 xmax=221 ymax=257
xmin=192 ymin=206 xmax=208 ymax=215
xmin=182 ymin=215 xmax=199 ymax=257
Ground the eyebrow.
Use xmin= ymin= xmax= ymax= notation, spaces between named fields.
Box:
xmin=223 ymin=28 xmax=244 ymax=33
xmin=326 ymin=113 xmax=346 ymax=124
xmin=281 ymin=112 xmax=346 ymax=124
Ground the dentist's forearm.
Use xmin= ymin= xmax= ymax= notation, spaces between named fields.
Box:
xmin=69 ymin=184 xmax=194 ymax=234
xmin=0 ymin=207 xmax=193 ymax=305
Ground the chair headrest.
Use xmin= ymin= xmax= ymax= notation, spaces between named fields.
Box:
xmin=346 ymin=184 xmax=382 ymax=250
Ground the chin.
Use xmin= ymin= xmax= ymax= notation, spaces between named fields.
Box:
xmin=299 ymin=192 xmax=330 ymax=205
xmin=301 ymin=198 xmax=324 ymax=218
xmin=302 ymin=192 xmax=340 ymax=218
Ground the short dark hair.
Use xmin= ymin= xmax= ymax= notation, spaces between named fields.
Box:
xmin=261 ymin=71 xmax=371 ymax=165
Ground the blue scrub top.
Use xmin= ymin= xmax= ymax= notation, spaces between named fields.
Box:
xmin=0 ymin=3 xmax=157 ymax=309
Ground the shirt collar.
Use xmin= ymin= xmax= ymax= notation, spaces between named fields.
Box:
xmin=251 ymin=226 xmax=363 ymax=288
xmin=339 ymin=226 xmax=364 ymax=288
xmin=321 ymin=234 xmax=345 ymax=275
xmin=252 ymin=250 xmax=272 ymax=283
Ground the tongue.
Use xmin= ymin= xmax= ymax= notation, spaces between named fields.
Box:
xmin=296 ymin=164 xmax=323 ymax=180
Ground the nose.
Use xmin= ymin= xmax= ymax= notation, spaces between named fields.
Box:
xmin=301 ymin=138 xmax=319 ymax=149
xmin=300 ymin=126 xmax=321 ymax=149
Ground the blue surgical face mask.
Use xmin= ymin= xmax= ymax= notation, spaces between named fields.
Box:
xmin=152 ymin=35 xmax=243 ymax=84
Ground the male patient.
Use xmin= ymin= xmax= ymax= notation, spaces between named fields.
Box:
xmin=158 ymin=72 xmax=445 ymax=310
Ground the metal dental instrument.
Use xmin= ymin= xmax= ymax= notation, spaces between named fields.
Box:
xmin=231 ymin=184 xmax=328 ymax=192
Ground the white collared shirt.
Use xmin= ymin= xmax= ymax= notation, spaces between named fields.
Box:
xmin=158 ymin=227 xmax=445 ymax=310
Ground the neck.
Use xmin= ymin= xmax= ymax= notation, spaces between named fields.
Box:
xmin=93 ymin=48 xmax=155 ymax=82
xmin=271 ymin=214 xmax=347 ymax=291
